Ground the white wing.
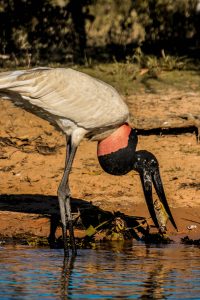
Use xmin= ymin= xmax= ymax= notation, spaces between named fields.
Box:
xmin=0 ymin=67 xmax=129 ymax=131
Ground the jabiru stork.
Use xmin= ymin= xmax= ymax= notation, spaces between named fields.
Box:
xmin=0 ymin=67 xmax=177 ymax=255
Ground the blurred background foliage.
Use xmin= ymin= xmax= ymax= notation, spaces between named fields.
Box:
xmin=0 ymin=0 xmax=199 ymax=67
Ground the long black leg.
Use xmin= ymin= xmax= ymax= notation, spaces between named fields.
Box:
xmin=58 ymin=136 xmax=77 ymax=256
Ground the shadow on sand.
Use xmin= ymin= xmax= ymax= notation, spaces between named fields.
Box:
xmin=0 ymin=194 xmax=149 ymax=246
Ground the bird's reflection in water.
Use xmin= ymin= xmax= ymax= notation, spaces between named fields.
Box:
xmin=60 ymin=254 xmax=76 ymax=299
xmin=140 ymin=263 xmax=170 ymax=299
xmin=1 ymin=244 xmax=200 ymax=299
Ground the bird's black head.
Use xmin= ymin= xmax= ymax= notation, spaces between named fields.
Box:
xmin=97 ymin=126 xmax=177 ymax=232
xmin=97 ymin=124 xmax=138 ymax=175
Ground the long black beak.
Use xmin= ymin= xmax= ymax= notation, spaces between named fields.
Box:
xmin=134 ymin=150 xmax=178 ymax=232
xmin=139 ymin=170 xmax=160 ymax=230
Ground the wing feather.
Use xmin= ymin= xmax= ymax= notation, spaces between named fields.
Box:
xmin=0 ymin=68 xmax=129 ymax=130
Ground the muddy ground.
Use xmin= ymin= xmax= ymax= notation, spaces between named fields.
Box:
xmin=0 ymin=70 xmax=200 ymax=246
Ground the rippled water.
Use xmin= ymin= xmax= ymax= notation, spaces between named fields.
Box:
xmin=0 ymin=242 xmax=200 ymax=299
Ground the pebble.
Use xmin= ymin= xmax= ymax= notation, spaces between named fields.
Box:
xmin=187 ymin=224 xmax=197 ymax=230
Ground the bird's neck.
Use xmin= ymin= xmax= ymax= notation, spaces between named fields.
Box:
xmin=97 ymin=124 xmax=138 ymax=175
xmin=97 ymin=123 xmax=131 ymax=156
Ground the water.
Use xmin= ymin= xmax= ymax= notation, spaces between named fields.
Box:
xmin=0 ymin=242 xmax=200 ymax=299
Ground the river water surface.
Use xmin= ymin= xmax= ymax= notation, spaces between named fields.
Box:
xmin=0 ymin=242 xmax=200 ymax=299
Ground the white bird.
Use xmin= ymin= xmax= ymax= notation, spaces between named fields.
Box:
xmin=0 ymin=67 xmax=177 ymax=255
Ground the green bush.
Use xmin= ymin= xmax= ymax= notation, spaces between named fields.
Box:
xmin=0 ymin=0 xmax=199 ymax=66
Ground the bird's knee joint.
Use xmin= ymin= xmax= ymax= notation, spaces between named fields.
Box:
xmin=58 ymin=186 xmax=71 ymax=201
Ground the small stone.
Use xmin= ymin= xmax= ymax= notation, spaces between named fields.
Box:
xmin=187 ymin=224 xmax=197 ymax=230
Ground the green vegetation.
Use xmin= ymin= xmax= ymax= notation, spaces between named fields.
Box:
xmin=0 ymin=0 xmax=199 ymax=66
xmin=0 ymin=1 xmax=200 ymax=97
xmin=76 ymin=61 xmax=200 ymax=96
